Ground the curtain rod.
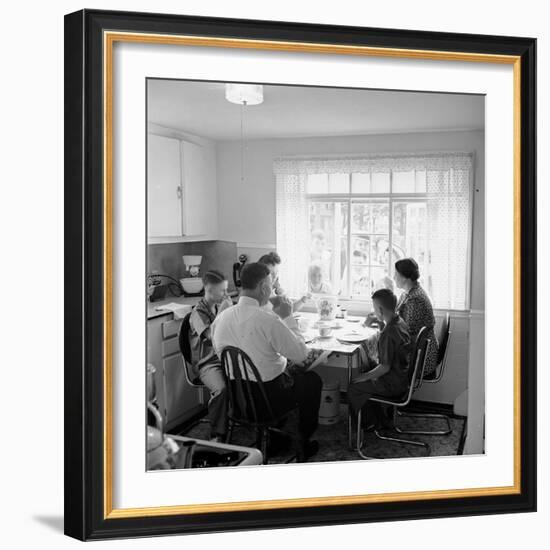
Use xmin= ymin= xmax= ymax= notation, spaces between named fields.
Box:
xmin=274 ymin=151 xmax=474 ymax=162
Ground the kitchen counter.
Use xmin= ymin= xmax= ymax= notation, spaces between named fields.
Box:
xmin=147 ymin=291 xmax=239 ymax=320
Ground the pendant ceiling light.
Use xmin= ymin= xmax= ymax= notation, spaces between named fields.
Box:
xmin=224 ymin=84 xmax=264 ymax=185
xmin=225 ymin=83 xmax=264 ymax=106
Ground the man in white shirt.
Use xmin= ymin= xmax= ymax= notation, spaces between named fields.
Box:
xmin=211 ymin=262 xmax=322 ymax=460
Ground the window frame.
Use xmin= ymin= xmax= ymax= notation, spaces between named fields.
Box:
xmin=305 ymin=166 xmax=474 ymax=310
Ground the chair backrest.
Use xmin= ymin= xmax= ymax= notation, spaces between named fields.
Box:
xmin=178 ymin=311 xmax=193 ymax=363
xmin=177 ymin=311 xmax=201 ymax=386
xmin=437 ymin=312 xmax=452 ymax=366
xmin=220 ymin=346 xmax=277 ymax=427
xmin=407 ymin=326 xmax=431 ymax=394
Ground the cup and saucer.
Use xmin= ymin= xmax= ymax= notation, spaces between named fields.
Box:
xmin=317 ymin=324 xmax=334 ymax=339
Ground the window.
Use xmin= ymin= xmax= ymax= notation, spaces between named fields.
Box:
xmin=275 ymin=154 xmax=473 ymax=310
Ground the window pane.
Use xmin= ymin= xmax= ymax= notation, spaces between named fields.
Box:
xmin=371 ymin=172 xmax=390 ymax=193
xmin=351 ymin=202 xmax=370 ymax=233
xmin=309 ymin=201 xmax=348 ymax=295
xmin=415 ymin=170 xmax=427 ymax=193
xmin=349 ymin=200 xmax=391 ymax=298
xmin=371 ymin=236 xmax=392 ymax=269
xmin=351 ymin=266 xmax=371 ymax=296
xmin=372 ymin=266 xmax=392 ymax=292
xmin=392 ymin=170 xmax=416 ymax=193
xmin=351 ymin=236 xmax=370 ymax=265
xmin=392 ymin=200 xmax=428 ymax=287
xmin=372 ymin=202 xmax=389 ymax=233
xmin=351 ymin=202 xmax=389 ymax=233
xmin=328 ymin=173 xmax=349 ymax=194
xmin=351 ymin=172 xmax=371 ymax=194
xmin=306 ymin=173 xmax=328 ymax=194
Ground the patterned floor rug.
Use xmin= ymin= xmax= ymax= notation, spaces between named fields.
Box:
xmin=180 ymin=403 xmax=466 ymax=465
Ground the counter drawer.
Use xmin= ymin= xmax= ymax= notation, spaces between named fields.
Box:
xmin=162 ymin=318 xmax=183 ymax=339
xmin=162 ymin=336 xmax=180 ymax=358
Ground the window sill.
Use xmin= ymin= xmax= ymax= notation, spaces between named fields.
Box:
xmin=295 ymin=297 xmax=475 ymax=318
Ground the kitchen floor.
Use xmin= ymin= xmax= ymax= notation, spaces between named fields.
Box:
xmin=177 ymin=403 xmax=466 ymax=464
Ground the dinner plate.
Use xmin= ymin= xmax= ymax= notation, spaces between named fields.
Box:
xmin=313 ymin=321 xmax=343 ymax=329
xmin=337 ymin=332 xmax=369 ymax=343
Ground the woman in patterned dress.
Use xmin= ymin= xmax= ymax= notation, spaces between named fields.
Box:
xmin=394 ymin=258 xmax=439 ymax=377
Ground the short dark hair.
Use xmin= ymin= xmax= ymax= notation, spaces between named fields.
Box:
xmin=202 ymin=269 xmax=226 ymax=286
xmin=258 ymin=251 xmax=281 ymax=267
xmin=240 ymin=262 xmax=270 ymax=290
xmin=395 ymin=258 xmax=420 ymax=282
xmin=372 ymin=288 xmax=397 ymax=311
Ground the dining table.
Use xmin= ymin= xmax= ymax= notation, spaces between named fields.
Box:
xmin=294 ymin=311 xmax=379 ymax=448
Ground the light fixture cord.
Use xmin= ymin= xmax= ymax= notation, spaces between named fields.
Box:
xmin=240 ymin=101 xmax=246 ymax=184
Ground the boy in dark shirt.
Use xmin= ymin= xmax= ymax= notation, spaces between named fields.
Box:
xmin=348 ymin=288 xmax=412 ymax=429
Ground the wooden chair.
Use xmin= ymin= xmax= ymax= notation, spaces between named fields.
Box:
xmin=220 ymin=346 xmax=302 ymax=464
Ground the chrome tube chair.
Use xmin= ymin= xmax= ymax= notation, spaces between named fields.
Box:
xmin=356 ymin=327 xmax=431 ymax=459
xmin=178 ymin=311 xmax=205 ymax=388
xmin=177 ymin=311 xmax=211 ymax=428
xmin=394 ymin=313 xmax=453 ymax=436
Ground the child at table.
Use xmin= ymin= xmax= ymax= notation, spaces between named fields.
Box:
xmin=188 ymin=270 xmax=233 ymax=441
xmin=348 ymin=288 xmax=412 ymax=429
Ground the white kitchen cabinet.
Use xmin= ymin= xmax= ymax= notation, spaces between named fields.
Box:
xmin=147 ymin=132 xmax=218 ymax=242
xmin=182 ymin=140 xmax=216 ymax=237
xmin=147 ymin=314 xmax=205 ymax=432
xmin=147 ymin=134 xmax=183 ymax=238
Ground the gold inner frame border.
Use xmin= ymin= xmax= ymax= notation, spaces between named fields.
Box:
xmin=102 ymin=30 xmax=522 ymax=519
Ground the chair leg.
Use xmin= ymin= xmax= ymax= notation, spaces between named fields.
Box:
xmin=371 ymin=408 xmax=430 ymax=455
xmin=395 ymin=409 xmax=453 ymax=436
xmin=260 ymin=429 xmax=269 ymax=465
xmin=356 ymin=410 xmax=373 ymax=460
xmin=373 ymin=429 xmax=430 ymax=455
xmin=225 ymin=420 xmax=234 ymax=444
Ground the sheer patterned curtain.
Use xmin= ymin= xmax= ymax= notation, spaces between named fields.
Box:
xmin=426 ymin=158 xmax=473 ymax=310
xmin=274 ymin=152 xmax=473 ymax=309
xmin=274 ymin=170 xmax=309 ymax=297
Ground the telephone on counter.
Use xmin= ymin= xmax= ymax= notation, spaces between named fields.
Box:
xmin=232 ymin=253 xmax=248 ymax=288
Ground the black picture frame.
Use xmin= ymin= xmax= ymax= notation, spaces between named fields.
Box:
xmin=64 ymin=8 xmax=536 ymax=541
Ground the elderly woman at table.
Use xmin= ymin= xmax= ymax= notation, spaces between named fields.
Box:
xmin=394 ymin=258 xmax=439 ymax=377
xmin=348 ymin=288 xmax=413 ymax=429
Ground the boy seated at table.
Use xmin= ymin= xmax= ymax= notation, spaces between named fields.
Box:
xmin=347 ymin=288 xmax=412 ymax=430
xmin=189 ymin=270 xmax=233 ymax=441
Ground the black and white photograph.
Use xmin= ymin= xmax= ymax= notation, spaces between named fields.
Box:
xmin=145 ymin=79 xmax=485 ymax=470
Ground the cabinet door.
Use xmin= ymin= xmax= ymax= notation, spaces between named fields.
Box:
xmin=148 ymin=134 xmax=183 ymax=237
xmin=182 ymin=140 xmax=216 ymax=237
xmin=163 ymin=352 xmax=202 ymax=430
xmin=147 ymin=317 xmax=166 ymax=422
